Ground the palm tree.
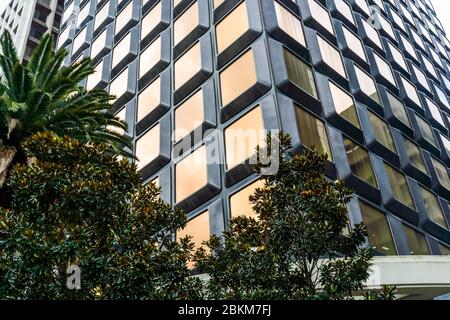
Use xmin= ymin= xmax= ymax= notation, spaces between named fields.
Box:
xmin=0 ymin=31 xmax=131 ymax=192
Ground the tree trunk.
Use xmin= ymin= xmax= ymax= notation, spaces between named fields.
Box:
xmin=0 ymin=145 xmax=16 ymax=187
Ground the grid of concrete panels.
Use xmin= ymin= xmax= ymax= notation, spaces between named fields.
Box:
xmin=58 ymin=0 xmax=450 ymax=256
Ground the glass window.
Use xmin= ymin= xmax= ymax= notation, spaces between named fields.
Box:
xmin=174 ymin=1 xmax=199 ymax=46
xmin=72 ymin=26 xmax=87 ymax=54
xmin=343 ymin=137 xmax=378 ymax=187
xmin=439 ymin=243 xmax=450 ymax=255
xmin=335 ymin=0 xmax=355 ymax=24
xmin=229 ymin=180 xmax=264 ymax=219
xmin=177 ymin=210 xmax=210 ymax=251
xmin=411 ymin=63 xmax=431 ymax=92
xmin=141 ymin=1 xmax=162 ymax=40
xmin=419 ymin=186 xmax=447 ymax=228
xmin=174 ymin=42 xmax=202 ymax=90
xmin=387 ymin=92 xmax=410 ymax=126
xmin=86 ymin=60 xmax=103 ymax=91
xmin=115 ymin=1 xmax=133 ymax=35
xmin=373 ymin=53 xmax=395 ymax=85
xmin=431 ymin=157 xmax=450 ymax=190
xmin=174 ymin=89 xmax=204 ymax=141
xmin=139 ymin=36 xmax=161 ymax=78
xmin=220 ymin=49 xmax=257 ymax=106
xmin=295 ymin=106 xmax=332 ymax=160
xmin=387 ymin=42 xmax=408 ymax=71
xmin=176 ymin=145 xmax=208 ymax=202
xmin=415 ymin=115 xmax=437 ymax=147
xmin=401 ymin=76 xmax=422 ymax=108
xmin=284 ymin=49 xmax=318 ymax=99
xmin=112 ymin=32 xmax=131 ymax=69
xmin=440 ymin=133 xmax=450 ymax=158
xmin=94 ymin=1 xmax=110 ymax=31
xmin=76 ymin=1 xmax=91 ymax=28
xmin=342 ymin=26 xmax=366 ymax=62
xmin=224 ymin=106 xmax=265 ymax=170
xmin=359 ymin=201 xmax=396 ymax=255
xmin=368 ymin=111 xmax=396 ymax=153
xmin=213 ymin=0 xmax=225 ymax=8
xmin=403 ymin=225 xmax=430 ymax=255
xmin=91 ymin=28 xmax=107 ymax=58
xmin=425 ymin=96 xmax=446 ymax=127
xmin=361 ymin=19 xmax=382 ymax=50
xmin=403 ymin=137 xmax=428 ymax=174
xmin=384 ymin=163 xmax=415 ymax=210
xmin=274 ymin=1 xmax=306 ymax=46
xmin=215 ymin=1 xmax=249 ymax=54
xmin=354 ymin=65 xmax=380 ymax=104
xmin=137 ymin=77 xmax=160 ymax=122
xmin=108 ymin=107 xmax=126 ymax=136
xmin=109 ymin=67 xmax=128 ymax=100
xmin=135 ymin=124 xmax=160 ymax=170
xmin=317 ymin=35 xmax=346 ymax=78
xmin=329 ymin=81 xmax=359 ymax=128
xmin=308 ymin=0 xmax=334 ymax=35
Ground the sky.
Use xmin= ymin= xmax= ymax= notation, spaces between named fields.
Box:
xmin=431 ymin=0 xmax=450 ymax=37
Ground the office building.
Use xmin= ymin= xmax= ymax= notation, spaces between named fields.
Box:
xmin=58 ymin=0 xmax=450 ymax=298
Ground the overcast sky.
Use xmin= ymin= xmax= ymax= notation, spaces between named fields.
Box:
xmin=431 ymin=0 xmax=450 ymax=37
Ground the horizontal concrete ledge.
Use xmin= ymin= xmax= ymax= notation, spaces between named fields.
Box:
xmin=365 ymin=255 xmax=450 ymax=300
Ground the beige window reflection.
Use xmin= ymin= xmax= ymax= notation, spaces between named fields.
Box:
xmin=137 ymin=77 xmax=161 ymax=122
xmin=295 ymin=106 xmax=332 ymax=160
xmin=94 ymin=1 xmax=110 ymax=31
xmin=343 ymin=26 xmax=366 ymax=62
xmin=220 ymin=49 xmax=257 ymax=106
xmin=329 ymin=81 xmax=359 ymax=128
xmin=213 ymin=0 xmax=225 ymax=8
xmin=108 ymin=107 xmax=126 ymax=136
xmin=284 ymin=49 xmax=318 ymax=99
xmin=174 ymin=42 xmax=202 ymax=90
xmin=91 ymin=28 xmax=107 ymax=59
xmin=72 ymin=26 xmax=87 ymax=54
xmin=139 ymin=36 xmax=161 ymax=78
xmin=174 ymin=1 xmax=199 ymax=46
xmin=401 ymin=76 xmax=422 ymax=107
xmin=368 ymin=111 xmax=396 ymax=153
xmin=403 ymin=225 xmax=429 ymax=255
xmin=317 ymin=35 xmax=346 ymax=78
xmin=86 ymin=60 xmax=104 ymax=91
xmin=343 ymin=138 xmax=378 ymax=188
xmin=431 ymin=157 xmax=450 ymax=190
xmin=224 ymin=106 xmax=265 ymax=170
xmin=335 ymin=0 xmax=355 ymax=25
xmin=215 ymin=1 xmax=249 ymax=54
xmin=274 ymin=2 xmax=306 ymax=47
xmin=141 ymin=1 xmax=162 ymax=40
xmin=359 ymin=201 xmax=396 ymax=255
xmin=387 ymin=92 xmax=410 ymax=126
xmin=373 ymin=53 xmax=395 ymax=85
xmin=354 ymin=65 xmax=380 ymax=104
xmin=403 ymin=137 xmax=428 ymax=174
xmin=109 ymin=67 xmax=128 ymax=100
xmin=308 ymin=0 xmax=334 ymax=35
xmin=230 ymin=179 xmax=264 ymax=219
xmin=135 ymin=124 xmax=160 ymax=170
xmin=419 ymin=186 xmax=447 ymax=229
xmin=177 ymin=211 xmax=210 ymax=250
xmin=112 ymin=32 xmax=131 ymax=69
xmin=176 ymin=145 xmax=208 ymax=202
xmin=384 ymin=163 xmax=415 ymax=210
xmin=174 ymin=89 xmax=204 ymax=141
xmin=416 ymin=115 xmax=437 ymax=147
xmin=115 ymin=1 xmax=133 ymax=35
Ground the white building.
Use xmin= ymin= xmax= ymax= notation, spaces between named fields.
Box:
xmin=0 ymin=0 xmax=64 ymax=62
